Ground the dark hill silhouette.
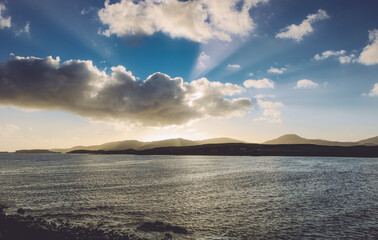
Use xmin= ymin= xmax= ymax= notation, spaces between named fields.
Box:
xmin=69 ymin=143 xmax=378 ymax=158
xmin=52 ymin=137 xmax=243 ymax=153
xmin=51 ymin=135 xmax=378 ymax=153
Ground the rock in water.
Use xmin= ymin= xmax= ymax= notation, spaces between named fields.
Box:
xmin=171 ymin=226 xmax=188 ymax=234
xmin=137 ymin=221 xmax=188 ymax=234
xmin=17 ymin=208 xmax=25 ymax=214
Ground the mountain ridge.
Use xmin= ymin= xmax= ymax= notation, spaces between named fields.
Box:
xmin=51 ymin=137 xmax=244 ymax=153
xmin=264 ymin=134 xmax=378 ymax=146
xmin=50 ymin=134 xmax=378 ymax=153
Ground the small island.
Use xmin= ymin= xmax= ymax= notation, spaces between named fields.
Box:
xmin=15 ymin=149 xmax=57 ymax=154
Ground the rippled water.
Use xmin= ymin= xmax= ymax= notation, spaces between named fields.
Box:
xmin=0 ymin=154 xmax=377 ymax=239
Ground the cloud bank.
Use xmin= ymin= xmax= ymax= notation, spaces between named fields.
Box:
xmin=0 ymin=55 xmax=253 ymax=126
xmin=0 ymin=3 xmax=11 ymax=29
xmin=98 ymin=0 xmax=268 ymax=43
xmin=276 ymin=9 xmax=329 ymax=42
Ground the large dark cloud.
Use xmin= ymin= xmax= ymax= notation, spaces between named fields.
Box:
xmin=0 ymin=55 xmax=252 ymax=126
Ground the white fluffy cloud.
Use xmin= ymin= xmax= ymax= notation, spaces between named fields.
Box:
xmin=338 ymin=54 xmax=356 ymax=64
xmin=314 ymin=30 xmax=378 ymax=65
xmin=98 ymin=0 xmax=268 ymax=43
xmin=359 ymin=29 xmax=378 ymax=65
xmin=227 ymin=64 xmax=241 ymax=70
xmin=295 ymin=79 xmax=319 ymax=89
xmin=0 ymin=3 xmax=11 ymax=29
xmin=254 ymin=95 xmax=283 ymax=123
xmin=276 ymin=9 xmax=329 ymax=42
xmin=244 ymin=78 xmax=274 ymax=89
xmin=314 ymin=50 xmax=345 ymax=61
xmin=256 ymin=99 xmax=283 ymax=109
xmin=0 ymin=55 xmax=253 ymax=126
xmin=364 ymin=83 xmax=378 ymax=97
xmin=314 ymin=50 xmax=356 ymax=64
xmin=267 ymin=66 xmax=286 ymax=74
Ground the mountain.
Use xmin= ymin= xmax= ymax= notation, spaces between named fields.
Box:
xmin=52 ymin=140 xmax=145 ymax=153
xmin=52 ymin=137 xmax=244 ymax=153
xmin=357 ymin=136 xmax=378 ymax=146
xmin=138 ymin=138 xmax=196 ymax=150
xmin=264 ymin=134 xmax=378 ymax=146
xmin=198 ymin=137 xmax=244 ymax=145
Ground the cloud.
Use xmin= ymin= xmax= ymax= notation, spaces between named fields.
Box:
xmin=15 ymin=22 xmax=30 ymax=36
xmin=98 ymin=0 xmax=268 ymax=43
xmin=227 ymin=64 xmax=241 ymax=70
xmin=254 ymin=96 xmax=283 ymax=123
xmin=196 ymin=51 xmax=211 ymax=70
xmin=255 ymin=94 xmax=275 ymax=99
xmin=0 ymin=3 xmax=11 ymax=29
xmin=314 ymin=30 xmax=378 ymax=65
xmin=276 ymin=9 xmax=329 ymax=42
xmin=0 ymin=55 xmax=253 ymax=126
xmin=314 ymin=50 xmax=345 ymax=61
xmin=267 ymin=66 xmax=286 ymax=74
xmin=295 ymin=79 xmax=319 ymax=89
xmin=256 ymin=99 xmax=283 ymax=109
xmin=263 ymin=108 xmax=281 ymax=118
xmin=248 ymin=72 xmax=254 ymax=77
xmin=359 ymin=29 xmax=378 ymax=65
xmin=81 ymin=6 xmax=96 ymax=15
xmin=244 ymin=78 xmax=274 ymax=89
xmin=363 ymin=83 xmax=378 ymax=97
xmin=338 ymin=54 xmax=356 ymax=64
xmin=314 ymin=50 xmax=356 ymax=64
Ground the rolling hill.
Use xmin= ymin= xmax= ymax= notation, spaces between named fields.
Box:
xmin=52 ymin=137 xmax=244 ymax=153
xmin=264 ymin=134 xmax=378 ymax=146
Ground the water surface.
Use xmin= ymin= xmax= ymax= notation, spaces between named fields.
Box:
xmin=0 ymin=154 xmax=377 ymax=239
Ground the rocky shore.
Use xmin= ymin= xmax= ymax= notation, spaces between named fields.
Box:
xmin=0 ymin=205 xmax=188 ymax=240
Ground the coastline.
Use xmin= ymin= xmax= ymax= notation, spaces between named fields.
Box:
xmin=0 ymin=206 xmax=185 ymax=240
xmin=0 ymin=208 xmax=141 ymax=240
xmin=68 ymin=143 xmax=378 ymax=158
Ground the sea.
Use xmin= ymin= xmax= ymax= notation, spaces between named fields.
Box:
xmin=0 ymin=154 xmax=377 ymax=239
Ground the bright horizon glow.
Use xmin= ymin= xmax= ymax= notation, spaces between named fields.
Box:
xmin=0 ymin=0 xmax=378 ymax=151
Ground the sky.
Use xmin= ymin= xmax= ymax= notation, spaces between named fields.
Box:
xmin=0 ymin=0 xmax=377 ymax=151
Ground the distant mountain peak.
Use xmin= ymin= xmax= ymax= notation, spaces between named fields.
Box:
xmin=277 ymin=134 xmax=303 ymax=139
xmin=264 ymin=134 xmax=308 ymax=145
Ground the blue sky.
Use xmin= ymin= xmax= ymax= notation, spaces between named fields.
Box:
xmin=0 ymin=0 xmax=377 ymax=151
